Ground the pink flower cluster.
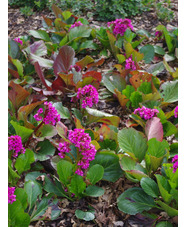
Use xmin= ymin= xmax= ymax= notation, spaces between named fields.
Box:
xmin=155 ymin=31 xmax=163 ymax=39
xmin=8 ymin=135 xmax=25 ymax=158
xmin=14 ymin=37 xmax=23 ymax=45
xmin=134 ymin=106 xmax=159 ymax=120
xmin=172 ymin=155 xmax=178 ymax=173
xmin=69 ymin=21 xmax=83 ymax=30
xmin=8 ymin=187 xmax=16 ymax=204
xmin=34 ymin=102 xmax=60 ymax=126
xmin=69 ymin=64 xmax=81 ymax=72
xmin=76 ymin=85 xmax=99 ymax=108
xmin=58 ymin=129 xmax=97 ymax=176
xmin=107 ymin=18 xmax=133 ymax=36
xmin=125 ymin=56 xmax=136 ymax=70
xmin=58 ymin=141 xmax=71 ymax=158
xmin=174 ymin=106 xmax=178 ymax=118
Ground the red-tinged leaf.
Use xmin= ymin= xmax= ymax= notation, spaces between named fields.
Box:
xmin=76 ymin=77 xmax=100 ymax=90
xmin=83 ymin=71 xmax=102 ymax=82
xmin=56 ymin=121 xmax=68 ymax=138
xmin=8 ymin=81 xmax=30 ymax=109
xmin=18 ymin=101 xmax=45 ymax=129
xmin=43 ymin=16 xmax=53 ymax=27
xmin=52 ymin=4 xmax=63 ymax=18
xmin=114 ymin=89 xmax=129 ymax=108
xmin=53 ymin=31 xmax=66 ymax=36
xmin=86 ymin=58 xmax=105 ymax=69
xmin=74 ymin=118 xmax=84 ymax=129
xmin=8 ymin=68 xmax=20 ymax=78
xmin=125 ymin=119 xmax=138 ymax=128
xmin=129 ymin=71 xmax=152 ymax=90
xmin=34 ymin=62 xmax=52 ymax=91
xmin=97 ymin=124 xmax=117 ymax=140
xmin=32 ymin=87 xmax=58 ymax=96
xmin=145 ymin=117 xmax=163 ymax=141
xmin=76 ymin=56 xmax=94 ymax=70
xmin=58 ymin=73 xmax=75 ymax=87
xmin=23 ymin=40 xmax=47 ymax=57
xmin=52 ymin=76 xmax=66 ymax=91
xmin=53 ymin=45 xmax=75 ymax=75
xmin=114 ymin=64 xmax=128 ymax=78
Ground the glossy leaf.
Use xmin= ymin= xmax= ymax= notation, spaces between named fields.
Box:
xmin=160 ymin=80 xmax=178 ymax=103
xmin=118 ymin=128 xmax=147 ymax=162
xmin=34 ymin=140 xmax=56 ymax=161
xmin=145 ymin=117 xmax=163 ymax=141
xmin=53 ymin=102 xmax=70 ymax=119
xmin=107 ymin=30 xmax=120 ymax=57
xmin=57 ymin=160 xmax=73 ymax=185
xmin=139 ymin=45 xmax=155 ymax=63
xmin=69 ymin=26 xmax=92 ymax=41
xmin=156 ymin=200 xmax=178 ymax=217
xmin=23 ymin=40 xmax=47 ymax=57
xmin=69 ymin=174 xmax=86 ymax=197
xmin=34 ymin=124 xmax=57 ymax=141
xmin=84 ymin=185 xmax=104 ymax=197
xmin=140 ymin=177 xmax=159 ymax=198
xmin=15 ymin=188 xmax=28 ymax=210
xmin=76 ymin=55 xmax=94 ymax=69
xmin=147 ymin=138 xmax=169 ymax=158
xmin=86 ymin=164 xmax=104 ymax=185
xmin=75 ymin=209 xmax=95 ymax=221
xmin=29 ymin=30 xmax=51 ymax=42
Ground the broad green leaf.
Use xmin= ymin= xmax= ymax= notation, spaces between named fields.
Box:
xmin=136 ymin=29 xmax=151 ymax=38
xmin=29 ymin=30 xmax=51 ymax=42
xmin=15 ymin=188 xmax=28 ymax=210
xmin=44 ymin=177 xmax=67 ymax=197
xmin=8 ymin=39 xmax=21 ymax=59
xmin=145 ymin=117 xmax=163 ymax=142
xmin=62 ymin=10 xmax=72 ymax=20
xmin=57 ymin=160 xmax=73 ymax=185
xmin=8 ymin=159 xmax=20 ymax=185
xmin=139 ymin=45 xmax=155 ymax=63
xmin=118 ymin=128 xmax=147 ymax=162
xmin=117 ymin=187 xmax=156 ymax=215
xmin=130 ymin=91 xmax=143 ymax=108
xmin=11 ymin=59 xmax=24 ymax=78
xmin=156 ymin=221 xmax=173 ymax=227
xmin=147 ymin=61 xmax=165 ymax=76
xmin=155 ymin=174 xmax=172 ymax=204
xmin=124 ymin=28 xmax=136 ymax=43
xmin=86 ymin=108 xmax=120 ymax=127
xmin=69 ymin=174 xmax=86 ymax=197
xmin=79 ymin=40 xmax=97 ymax=51
xmin=147 ymin=138 xmax=169 ymax=158
xmin=75 ymin=209 xmax=95 ymax=221
xmin=125 ymin=42 xmax=144 ymax=62
xmin=69 ymin=26 xmax=92 ymax=41
xmin=10 ymin=120 xmax=33 ymax=143
xmin=53 ymin=102 xmax=70 ymax=119
xmin=84 ymin=185 xmax=104 ymax=197
xmin=25 ymin=171 xmax=45 ymax=182
xmin=156 ymin=200 xmax=178 ymax=217
xmin=8 ymin=200 xmax=30 ymax=227
xmin=122 ymin=85 xmax=135 ymax=98
xmin=107 ymin=30 xmax=120 ymax=57
xmin=86 ymin=164 xmax=104 ymax=185
xmin=154 ymin=46 xmax=165 ymax=55
xmin=34 ymin=140 xmax=55 ymax=161
xmin=160 ymin=80 xmax=178 ymax=103
xmin=30 ymin=53 xmax=53 ymax=68
xmin=137 ymin=82 xmax=152 ymax=94
xmin=90 ymin=151 xmax=123 ymax=182
xmin=34 ymin=124 xmax=57 ymax=141
xmin=56 ymin=121 xmax=68 ymax=138
xmin=24 ymin=180 xmax=42 ymax=210
xmin=163 ymin=163 xmax=178 ymax=189
xmin=116 ymin=54 xmax=126 ymax=64
xmin=140 ymin=177 xmax=159 ymax=198
xmin=15 ymin=149 xmax=35 ymax=174
xmin=163 ymin=121 xmax=178 ymax=137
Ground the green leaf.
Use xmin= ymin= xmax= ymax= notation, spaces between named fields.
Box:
xmin=69 ymin=26 xmax=92 ymax=41
xmin=147 ymin=61 xmax=165 ymax=76
xmin=75 ymin=209 xmax=95 ymax=221
xmin=136 ymin=29 xmax=151 ymax=38
xmin=163 ymin=121 xmax=178 ymax=137
xmin=86 ymin=164 xmax=104 ymax=185
xmin=69 ymin=174 xmax=86 ymax=197
xmin=140 ymin=177 xmax=159 ymax=198
xmin=8 ymin=159 xmax=20 ymax=186
xmin=161 ymin=80 xmax=178 ymax=103
xmin=154 ymin=46 xmax=165 ymax=55
xmin=102 ymin=72 xmax=126 ymax=93
xmin=90 ymin=151 xmax=123 ymax=182
xmin=139 ymin=45 xmax=155 ymax=63
xmin=57 ymin=160 xmax=73 ymax=185
xmin=34 ymin=123 xmax=58 ymax=141
xmin=147 ymin=138 xmax=169 ymax=158
xmin=130 ymin=91 xmax=143 ymax=108
xmin=122 ymin=85 xmax=135 ymax=98
xmin=117 ymin=187 xmax=156 ymax=215
xmin=53 ymin=102 xmax=70 ymax=119
xmin=156 ymin=200 xmax=178 ymax=217
xmin=15 ymin=149 xmax=35 ymax=174
xmin=29 ymin=30 xmax=51 ymax=42
xmin=10 ymin=121 xmax=33 ymax=143
xmin=11 ymin=59 xmax=24 ymax=78
xmin=116 ymin=54 xmax=126 ymax=64
xmin=86 ymin=108 xmax=120 ymax=127
xmin=156 ymin=221 xmax=173 ymax=227
xmin=155 ymin=175 xmax=172 ymax=204
xmin=15 ymin=188 xmax=28 ymax=210
xmin=79 ymin=40 xmax=97 ymax=51
xmin=84 ymin=185 xmax=104 ymax=197
xmin=8 ymin=39 xmax=21 ymax=59
xmin=107 ymin=30 xmax=120 ymax=57
xmin=163 ymin=163 xmax=178 ymax=189
xmin=118 ymin=128 xmax=147 ymax=162
xmin=24 ymin=180 xmax=42 ymax=210
xmin=124 ymin=28 xmax=136 ymax=43
xmin=29 ymin=54 xmax=53 ymax=68
xmin=34 ymin=140 xmax=55 ymax=161
xmin=44 ymin=177 xmax=67 ymax=197
xmin=137 ymin=82 xmax=152 ymax=94
xmin=8 ymin=200 xmax=30 ymax=227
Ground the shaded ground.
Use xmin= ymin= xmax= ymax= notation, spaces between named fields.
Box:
xmin=8 ymin=3 xmax=178 ymax=227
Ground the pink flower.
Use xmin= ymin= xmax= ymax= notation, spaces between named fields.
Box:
xmin=74 ymin=85 xmax=99 ymax=109
xmin=134 ymin=106 xmax=159 ymax=120
xmin=14 ymin=37 xmax=23 ymax=45
xmin=75 ymin=168 xmax=84 ymax=176
xmin=8 ymin=135 xmax=25 ymax=158
xmin=107 ymin=18 xmax=133 ymax=36
xmin=8 ymin=187 xmax=16 ymax=204
xmin=34 ymin=102 xmax=60 ymax=126
xmin=155 ymin=31 xmax=163 ymax=39
xmin=69 ymin=21 xmax=83 ymax=30
xmin=174 ymin=106 xmax=178 ymax=118
xmin=125 ymin=56 xmax=136 ymax=70
xmin=58 ymin=141 xmax=71 ymax=158
xmin=172 ymin=155 xmax=178 ymax=173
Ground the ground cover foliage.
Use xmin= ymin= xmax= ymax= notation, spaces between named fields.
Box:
xmin=8 ymin=4 xmax=178 ymax=226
